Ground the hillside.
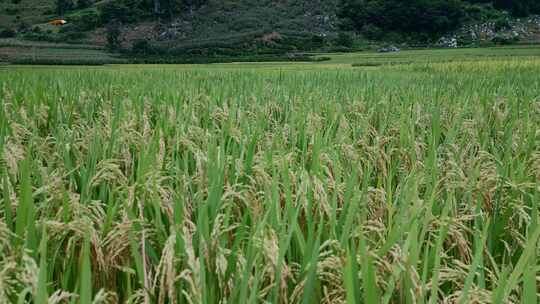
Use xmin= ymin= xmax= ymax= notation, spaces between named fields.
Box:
xmin=1 ymin=0 xmax=340 ymax=48
xmin=1 ymin=0 xmax=540 ymax=63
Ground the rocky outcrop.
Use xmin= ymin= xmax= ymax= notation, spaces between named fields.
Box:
xmin=437 ymin=37 xmax=458 ymax=48
xmin=439 ymin=15 xmax=540 ymax=47
xmin=377 ymin=45 xmax=400 ymax=53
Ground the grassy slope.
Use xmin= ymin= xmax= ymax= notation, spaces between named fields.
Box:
xmin=0 ymin=0 xmax=56 ymax=28
xmin=0 ymin=0 xmax=337 ymax=56
xmin=1 ymin=0 xmax=338 ymax=37
xmin=180 ymin=0 xmax=338 ymax=38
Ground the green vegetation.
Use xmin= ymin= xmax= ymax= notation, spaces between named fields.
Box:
xmin=1 ymin=52 xmax=540 ymax=303
xmin=340 ymin=0 xmax=540 ymax=41
xmin=0 ymin=0 xmax=55 ymax=28
xmin=2 ymin=0 xmax=540 ymax=59
xmin=317 ymin=45 xmax=540 ymax=65
xmin=3 ymin=40 xmax=539 ymax=66
xmin=0 ymin=39 xmax=125 ymax=65
xmin=0 ymin=38 xmax=323 ymax=65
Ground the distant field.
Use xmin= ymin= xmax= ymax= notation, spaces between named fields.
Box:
xmin=0 ymin=39 xmax=104 ymax=49
xmin=0 ymin=39 xmax=125 ymax=64
xmin=317 ymin=45 xmax=540 ymax=66
xmin=1 ymin=53 xmax=540 ymax=303
xmin=2 ymin=39 xmax=539 ymax=66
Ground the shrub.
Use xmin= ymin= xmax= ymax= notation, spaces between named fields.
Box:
xmin=17 ymin=22 xmax=29 ymax=33
xmin=361 ymin=24 xmax=384 ymax=40
xmin=463 ymin=3 xmax=503 ymax=22
xmin=311 ymin=34 xmax=326 ymax=48
xmin=70 ymin=9 xmax=100 ymax=31
xmin=336 ymin=32 xmax=354 ymax=47
xmin=62 ymin=31 xmax=87 ymax=42
xmin=98 ymin=1 xmax=129 ymax=23
xmin=341 ymin=0 xmax=465 ymax=39
xmin=98 ymin=1 xmax=146 ymax=24
xmin=5 ymin=7 xmax=20 ymax=14
xmin=494 ymin=17 xmax=510 ymax=31
xmin=56 ymin=0 xmax=75 ymax=16
xmin=313 ymin=56 xmax=331 ymax=62
xmin=352 ymin=62 xmax=384 ymax=67
xmin=0 ymin=28 xmax=16 ymax=38
xmin=21 ymin=31 xmax=56 ymax=42
xmin=230 ymin=17 xmax=261 ymax=32
xmin=384 ymin=31 xmax=405 ymax=43
xmin=59 ymin=23 xmax=83 ymax=33
xmin=77 ymin=0 xmax=92 ymax=9
xmin=491 ymin=35 xmax=519 ymax=45
xmin=106 ymin=21 xmax=122 ymax=50
xmin=131 ymin=39 xmax=158 ymax=55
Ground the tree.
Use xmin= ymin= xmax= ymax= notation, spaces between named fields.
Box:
xmin=336 ymin=32 xmax=354 ymax=47
xmin=106 ymin=21 xmax=122 ymax=50
xmin=153 ymin=0 xmax=160 ymax=14
xmin=99 ymin=1 xmax=133 ymax=23
xmin=56 ymin=0 xmax=74 ymax=16
xmin=77 ymin=0 xmax=92 ymax=9
xmin=340 ymin=0 xmax=465 ymax=39
xmin=0 ymin=28 xmax=16 ymax=38
xmin=493 ymin=0 xmax=538 ymax=16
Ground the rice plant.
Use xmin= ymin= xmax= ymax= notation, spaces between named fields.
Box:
xmin=0 ymin=59 xmax=539 ymax=303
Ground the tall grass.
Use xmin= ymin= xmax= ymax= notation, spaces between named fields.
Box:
xmin=0 ymin=60 xmax=539 ymax=303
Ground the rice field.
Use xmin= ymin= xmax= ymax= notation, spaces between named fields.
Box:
xmin=1 ymin=57 xmax=540 ymax=303
xmin=317 ymin=45 xmax=540 ymax=66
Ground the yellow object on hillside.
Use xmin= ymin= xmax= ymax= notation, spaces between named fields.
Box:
xmin=49 ymin=19 xmax=67 ymax=26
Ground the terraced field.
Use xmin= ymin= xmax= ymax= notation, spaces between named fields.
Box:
xmin=0 ymin=39 xmax=124 ymax=65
